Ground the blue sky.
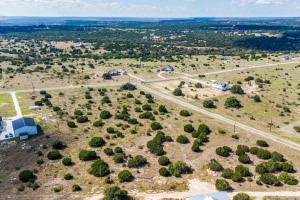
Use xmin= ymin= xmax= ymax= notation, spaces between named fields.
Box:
xmin=0 ymin=0 xmax=299 ymax=17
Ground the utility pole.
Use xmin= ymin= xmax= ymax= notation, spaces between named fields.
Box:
xmin=234 ymin=121 xmax=236 ymax=133
xmin=270 ymin=118 xmax=272 ymax=132
xmin=32 ymin=82 xmax=35 ymax=95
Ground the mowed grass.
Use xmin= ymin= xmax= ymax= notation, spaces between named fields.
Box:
xmin=0 ymin=94 xmax=16 ymax=117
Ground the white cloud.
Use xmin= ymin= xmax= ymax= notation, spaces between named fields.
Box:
xmin=232 ymin=0 xmax=288 ymax=5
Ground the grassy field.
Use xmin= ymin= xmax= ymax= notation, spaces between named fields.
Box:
xmin=1 ymin=85 xmax=300 ymax=199
xmin=0 ymin=94 xmax=16 ymax=117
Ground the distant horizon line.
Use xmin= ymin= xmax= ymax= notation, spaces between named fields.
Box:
xmin=1 ymin=16 xmax=300 ymax=19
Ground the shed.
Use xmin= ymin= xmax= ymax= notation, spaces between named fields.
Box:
xmin=12 ymin=117 xmax=38 ymax=137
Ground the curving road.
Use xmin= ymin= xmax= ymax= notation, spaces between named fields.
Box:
xmin=138 ymin=84 xmax=300 ymax=151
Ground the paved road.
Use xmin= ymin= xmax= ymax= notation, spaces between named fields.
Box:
xmin=10 ymin=92 xmax=22 ymax=117
xmin=139 ymin=84 xmax=300 ymax=151
xmin=0 ymin=82 xmax=126 ymax=94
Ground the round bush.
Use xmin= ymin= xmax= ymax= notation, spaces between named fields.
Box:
xmin=235 ymin=165 xmax=250 ymax=177
xmin=103 ymin=186 xmax=130 ymax=200
xmin=159 ymin=167 xmax=170 ymax=177
xmin=233 ymin=193 xmax=250 ymax=200
xmin=224 ymin=96 xmax=242 ymax=108
xmin=62 ymin=157 xmax=72 ymax=166
xmin=104 ymin=148 xmax=114 ymax=156
xmin=52 ymin=140 xmax=64 ymax=150
xmin=278 ymin=172 xmax=298 ymax=185
xmin=47 ymin=150 xmax=62 ymax=160
xmin=184 ymin=124 xmax=195 ymax=133
xmin=256 ymin=149 xmax=271 ymax=160
xmin=203 ymin=100 xmax=215 ymax=108
xmin=215 ymin=179 xmax=231 ymax=191
xmin=256 ymin=140 xmax=269 ymax=147
xmin=100 ymin=110 xmax=112 ymax=119
xmin=90 ymin=159 xmax=110 ymax=177
xmin=238 ymin=154 xmax=251 ymax=164
xmin=176 ymin=135 xmax=189 ymax=144
xmin=67 ymin=121 xmax=76 ymax=128
xmin=231 ymin=172 xmax=243 ymax=183
xmin=158 ymin=105 xmax=168 ymax=113
xmin=231 ymin=85 xmax=244 ymax=94
xmin=168 ymin=161 xmax=192 ymax=177
xmin=89 ymin=137 xmax=106 ymax=148
xmin=113 ymin=154 xmax=125 ymax=163
xmin=79 ymin=150 xmax=97 ymax=161
xmin=259 ymin=173 xmax=278 ymax=185
xmin=235 ymin=145 xmax=249 ymax=156
xmin=114 ymin=147 xmax=123 ymax=154
xmin=19 ymin=170 xmax=34 ymax=182
xmin=221 ymin=168 xmax=234 ymax=179
xmin=173 ymin=88 xmax=183 ymax=96
xmin=249 ymin=147 xmax=259 ymax=155
xmin=180 ymin=110 xmax=191 ymax=117
xmin=118 ymin=170 xmax=133 ymax=182
xmin=158 ymin=156 xmax=170 ymax=166
xmin=93 ymin=120 xmax=104 ymax=127
xmin=72 ymin=184 xmax=81 ymax=192
xmin=216 ymin=146 xmax=232 ymax=157
xmin=128 ymin=155 xmax=147 ymax=168
xmin=198 ymin=124 xmax=211 ymax=134
xmin=151 ymin=122 xmax=163 ymax=130
xmin=64 ymin=173 xmax=73 ymax=180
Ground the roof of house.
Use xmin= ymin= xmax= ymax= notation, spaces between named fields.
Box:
xmin=12 ymin=117 xmax=36 ymax=130
xmin=188 ymin=192 xmax=229 ymax=200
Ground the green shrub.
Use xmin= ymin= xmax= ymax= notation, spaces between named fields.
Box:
xmin=93 ymin=120 xmax=104 ymax=127
xmin=113 ymin=154 xmax=125 ymax=163
xmin=118 ymin=170 xmax=133 ymax=182
xmin=191 ymin=142 xmax=201 ymax=152
xmin=179 ymin=110 xmax=191 ymax=117
xmin=256 ymin=148 xmax=271 ymax=160
xmin=168 ymin=161 xmax=192 ymax=177
xmin=100 ymin=110 xmax=112 ymax=119
xmin=294 ymin=126 xmax=300 ymax=133
xmin=224 ymin=96 xmax=242 ymax=108
xmin=238 ymin=154 xmax=251 ymax=164
xmin=72 ymin=184 xmax=81 ymax=192
xmin=103 ymin=186 xmax=130 ymax=200
xmin=235 ymin=165 xmax=250 ymax=177
xmin=142 ymin=104 xmax=152 ymax=111
xmin=159 ymin=167 xmax=171 ymax=177
xmin=278 ymin=172 xmax=298 ymax=185
xmin=173 ymin=88 xmax=183 ymax=96
xmin=47 ymin=150 xmax=62 ymax=160
xmin=79 ymin=150 xmax=97 ymax=161
xmin=19 ymin=170 xmax=34 ymax=182
xmin=271 ymin=152 xmax=284 ymax=162
xmin=62 ymin=157 xmax=72 ymax=166
xmin=90 ymin=159 xmax=110 ymax=177
xmin=128 ymin=155 xmax=147 ymax=168
xmin=139 ymin=111 xmax=155 ymax=120
xmin=221 ymin=168 xmax=234 ymax=179
xmin=198 ymin=124 xmax=211 ymax=134
xmin=216 ymin=146 xmax=232 ymax=157
xmin=104 ymin=148 xmax=114 ymax=156
xmin=106 ymin=127 xmax=115 ymax=134
xmin=158 ymin=156 xmax=170 ymax=166
xmin=253 ymin=95 xmax=261 ymax=102
xmin=280 ymin=162 xmax=294 ymax=173
xmin=64 ymin=173 xmax=73 ymax=180
xmin=184 ymin=124 xmax=195 ymax=133
xmin=89 ymin=137 xmax=106 ymax=148
xmin=235 ymin=145 xmax=249 ymax=156
xmin=52 ymin=140 xmax=65 ymax=150
xmin=259 ymin=173 xmax=278 ymax=185
xmin=215 ymin=179 xmax=231 ymax=191
xmin=158 ymin=105 xmax=168 ymax=113
xmin=120 ymin=83 xmax=136 ymax=91
xmin=151 ymin=122 xmax=163 ymax=130
xmin=233 ymin=193 xmax=250 ymax=200
xmin=76 ymin=116 xmax=89 ymax=123
xmin=249 ymin=147 xmax=259 ymax=155
xmin=176 ymin=135 xmax=189 ymax=144
xmin=114 ymin=147 xmax=123 ymax=153
xmin=256 ymin=140 xmax=269 ymax=147
xmin=231 ymin=172 xmax=243 ymax=183
xmin=255 ymin=163 xmax=268 ymax=174
xmin=203 ymin=100 xmax=215 ymax=108
xmin=67 ymin=121 xmax=76 ymax=128
xmin=208 ymin=159 xmax=223 ymax=172
xmin=231 ymin=85 xmax=244 ymax=94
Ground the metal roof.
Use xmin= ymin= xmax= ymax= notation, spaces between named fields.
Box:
xmin=12 ymin=118 xmax=36 ymax=130
xmin=188 ymin=192 xmax=229 ymax=200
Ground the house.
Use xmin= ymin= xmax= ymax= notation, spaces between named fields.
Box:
xmin=211 ymin=81 xmax=230 ymax=91
xmin=105 ymin=69 xmax=127 ymax=76
xmin=281 ymin=55 xmax=294 ymax=61
xmin=160 ymin=65 xmax=174 ymax=72
xmin=188 ymin=192 xmax=229 ymax=200
xmin=12 ymin=117 xmax=38 ymax=139
xmin=29 ymin=106 xmax=40 ymax=111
